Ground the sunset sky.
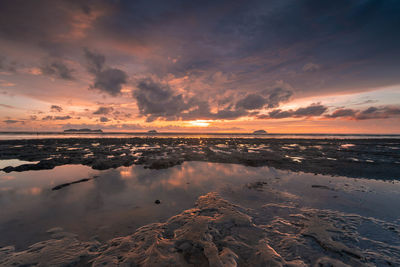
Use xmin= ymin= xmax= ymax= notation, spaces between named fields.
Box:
xmin=0 ymin=0 xmax=399 ymax=133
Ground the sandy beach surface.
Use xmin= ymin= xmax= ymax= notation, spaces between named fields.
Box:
xmin=0 ymin=138 xmax=400 ymax=266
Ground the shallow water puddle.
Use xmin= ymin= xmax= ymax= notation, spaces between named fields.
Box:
xmin=0 ymin=159 xmax=39 ymax=169
xmin=1 ymin=162 xmax=400 ymax=265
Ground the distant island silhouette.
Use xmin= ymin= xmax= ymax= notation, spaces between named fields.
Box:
xmin=147 ymin=130 xmax=158 ymax=133
xmin=252 ymin=130 xmax=267 ymax=135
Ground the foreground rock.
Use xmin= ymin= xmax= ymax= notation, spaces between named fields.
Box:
xmin=1 ymin=193 xmax=387 ymax=266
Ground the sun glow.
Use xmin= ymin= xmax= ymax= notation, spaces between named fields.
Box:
xmin=188 ymin=120 xmax=211 ymax=127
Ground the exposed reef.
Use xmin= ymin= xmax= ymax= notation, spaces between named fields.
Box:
xmin=1 ymin=138 xmax=399 ymax=179
xmin=2 ymin=193 xmax=398 ymax=266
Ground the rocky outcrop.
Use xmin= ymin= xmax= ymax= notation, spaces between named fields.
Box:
xmin=0 ymin=193 xmax=396 ymax=266
xmin=92 ymin=192 xmax=290 ymax=266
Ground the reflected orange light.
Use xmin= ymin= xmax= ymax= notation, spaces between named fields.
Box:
xmin=120 ymin=168 xmax=132 ymax=179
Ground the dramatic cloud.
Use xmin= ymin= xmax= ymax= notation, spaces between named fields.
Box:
xmin=210 ymin=109 xmax=249 ymax=120
xmin=40 ymin=60 xmax=74 ymax=80
xmin=50 ymin=105 xmax=63 ymax=112
xmin=326 ymin=106 xmax=400 ymax=120
xmin=258 ymin=104 xmax=328 ymax=119
xmin=84 ymin=48 xmax=128 ymax=96
xmin=133 ymin=78 xmax=191 ymax=122
xmin=99 ymin=116 xmax=109 ymax=122
xmin=0 ymin=55 xmax=16 ymax=72
xmin=3 ymin=119 xmax=21 ymax=124
xmin=0 ymin=0 xmax=108 ymax=49
xmin=292 ymin=104 xmax=328 ymax=117
xmin=84 ymin=48 xmax=105 ymax=74
xmin=264 ymin=88 xmax=293 ymax=109
xmin=325 ymin=109 xmax=357 ymax=118
xmin=355 ymin=106 xmax=400 ymax=120
xmin=133 ymin=78 xmax=250 ymax=122
xmin=236 ymin=94 xmax=267 ymax=110
xmin=236 ymin=88 xmax=293 ymax=111
xmin=42 ymin=115 xmax=72 ymax=121
xmin=93 ymin=107 xmax=114 ymax=115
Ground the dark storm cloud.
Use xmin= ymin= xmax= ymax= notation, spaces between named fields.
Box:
xmin=326 ymin=109 xmax=357 ymax=118
xmin=236 ymin=94 xmax=266 ymax=110
xmin=258 ymin=104 xmax=328 ymax=119
xmin=211 ymin=109 xmax=249 ymax=120
xmin=84 ymin=48 xmax=105 ymax=75
xmin=93 ymin=106 xmax=114 ymax=115
xmin=133 ymin=78 xmax=250 ymax=121
xmin=50 ymin=105 xmax=63 ymax=112
xmin=42 ymin=115 xmax=72 ymax=121
xmin=264 ymin=88 xmax=293 ymax=108
xmin=0 ymin=0 xmax=109 ymax=53
xmin=84 ymin=48 xmax=128 ymax=96
xmin=0 ymin=55 xmax=17 ymax=73
xmin=91 ymin=68 xmax=128 ymax=96
xmin=3 ymin=119 xmax=22 ymax=124
xmin=99 ymin=116 xmax=109 ymax=122
xmin=41 ymin=61 xmax=74 ymax=80
xmin=326 ymin=106 xmax=400 ymax=120
xmin=293 ymin=104 xmax=328 ymax=117
xmin=100 ymin=0 xmax=400 ymax=93
xmin=133 ymin=78 xmax=190 ymax=122
xmin=356 ymin=106 xmax=400 ymax=120
xmin=1 ymin=0 xmax=399 ymax=87
xmin=236 ymin=88 xmax=293 ymax=111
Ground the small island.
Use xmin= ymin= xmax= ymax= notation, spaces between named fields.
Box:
xmin=64 ymin=129 xmax=103 ymax=133
xmin=147 ymin=130 xmax=158 ymax=134
xmin=252 ymin=130 xmax=267 ymax=135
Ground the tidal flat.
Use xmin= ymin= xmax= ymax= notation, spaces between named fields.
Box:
xmin=0 ymin=138 xmax=400 ymax=266
xmin=1 ymin=137 xmax=399 ymax=179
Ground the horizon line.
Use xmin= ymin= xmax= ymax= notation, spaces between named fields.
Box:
xmin=0 ymin=131 xmax=399 ymax=135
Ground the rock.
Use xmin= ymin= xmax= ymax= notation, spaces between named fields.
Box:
xmin=92 ymin=192 xmax=286 ymax=266
xmin=311 ymin=185 xmax=336 ymax=191
xmin=0 ymin=234 xmax=99 ymax=266
xmin=0 ymin=193 xmax=383 ymax=266
xmin=155 ymin=200 xmax=161 ymax=204
xmin=314 ymin=257 xmax=351 ymax=267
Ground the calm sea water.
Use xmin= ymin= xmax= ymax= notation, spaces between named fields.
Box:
xmin=0 ymin=132 xmax=399 ymax=140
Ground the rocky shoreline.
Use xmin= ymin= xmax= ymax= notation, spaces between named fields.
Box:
xmin=2 ymin=192 xmax=398 ymax=266
xmin=1 ymin=138 xmax=399 ymax=179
